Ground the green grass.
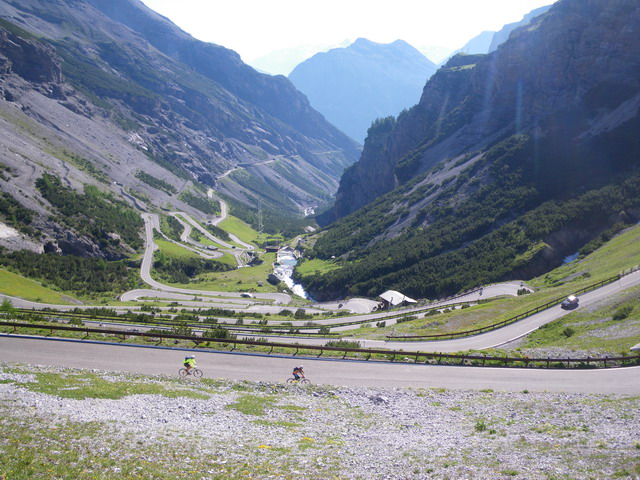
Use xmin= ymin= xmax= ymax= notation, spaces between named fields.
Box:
xmin=0 ymin=268 xmax=77 ymax=304
xmin=295 ymin=258 xmax=342 ymax=276
xmin=521 ymin=285 xmax=640 ymax=354
xmin=356 ymin=224 xmax=640 ymax=340
xmin=531 ymin=224 xmax=640 ymax=289
xmin=218 ymin=215 xmax=260 ymax=245
xmin=154 ymin=238 xmax=201 ymax=260
xmin=6 ymin=368 xmax=209 ymax=400
xmin=190 ymin=232 xmax=228 ymax=251
xmin=169 ymin=252 xmax=282 ymax=294
xmin=225 ymin=394 xmax=276 ymax=416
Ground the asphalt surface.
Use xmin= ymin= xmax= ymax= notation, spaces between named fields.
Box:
xmin=136 ymin=213 xmax=291 ymax=305
xmin=2 ymin=209 xmax=639 ymax=394
xmin=2 ymin=271 xmax=639 ymax=393
xmin=353 ymin=270 xmax=640 ymax=352
xmin=1 ymin=335 xmax=638 ymax=394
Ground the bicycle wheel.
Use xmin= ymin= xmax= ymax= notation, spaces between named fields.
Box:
xmin=300 ymin=378 xmax=311 ymax=385
xmin=178 ymin=368 xmax=189 ymax=377
xmin=286 ymin=377 xmax=295 ymax=384
xmin=192 ymin=368 xmax=203 ymax=378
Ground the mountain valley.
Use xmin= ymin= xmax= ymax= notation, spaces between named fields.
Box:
xmin=304 ymin=0 xmax=640 ymax=301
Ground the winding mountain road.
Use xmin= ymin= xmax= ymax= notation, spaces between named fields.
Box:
xmin=3 ymin=206 xmax=640 ymax=394
xmin=1 ymin=335 xmax=638 ymax=394
xmin=133 ymin=213 xmax=291 ymax=305
xmin=2 ymin=267 xmax=639 ymax=394
xmin=349 ymin=270 xmax=640 ymax=352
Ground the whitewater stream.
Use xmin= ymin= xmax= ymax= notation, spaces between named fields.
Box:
xmin=273 ymin=249 xmax=311 ymax=299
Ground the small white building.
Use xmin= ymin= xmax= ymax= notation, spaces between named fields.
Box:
xmin=378 ymin=290 xmax=417 ymax=308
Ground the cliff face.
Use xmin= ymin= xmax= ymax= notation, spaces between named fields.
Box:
xmin=0 ymin=28 xmax=62 ymax=83
xmin=329 ymin=0 xmax=640 ymax=222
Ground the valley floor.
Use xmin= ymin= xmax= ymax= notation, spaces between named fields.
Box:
xmin=1 ymin=363 xmax=638 ymax=480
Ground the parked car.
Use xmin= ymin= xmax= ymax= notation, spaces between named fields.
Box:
xmin=561 ymin=295 xmax=579 ymax=310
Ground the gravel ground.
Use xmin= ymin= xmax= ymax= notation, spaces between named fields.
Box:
xmin=1 ymin=363 xmax=639 ymax=479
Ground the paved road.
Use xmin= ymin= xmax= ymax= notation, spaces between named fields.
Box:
xmin=205 ymin=196 xmax=253 ymax=251
xmin=132 ymin=213 xmax=291 ymax=305
xmin=3 ymin=266 xmax=639 ymax=394
xmin=350 ymin=270 xmax=640 ymax=352
xmin=2 ymin=336 xmax=638 ymax=394
xmin=170 ymin=211 xmax=234 ymax=250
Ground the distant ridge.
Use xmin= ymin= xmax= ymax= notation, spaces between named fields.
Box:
xmin=441 ymin=4 xmax=553 ymax=64
xmin=289 ymin=38 xmax=437 ymax=144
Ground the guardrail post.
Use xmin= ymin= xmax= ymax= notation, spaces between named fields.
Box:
xmin=317 ymin=349 xmax=323 ymax=358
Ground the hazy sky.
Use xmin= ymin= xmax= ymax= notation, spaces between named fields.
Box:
xmin=141 ymin=0 xmax=556 ymax=64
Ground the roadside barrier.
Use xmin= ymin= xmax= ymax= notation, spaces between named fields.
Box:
xmin=1 ymin=319 xmax=638 ymax=369
xmin=387 ymin=267 xmax=640 ymax=341
xmin=11 ymin=308 xmax=343 ymax=337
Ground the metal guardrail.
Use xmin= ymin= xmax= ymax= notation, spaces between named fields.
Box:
xmin=387 ymin=268 xmax=639 ymax=341
xmin=1 ymin=319 xmax=639 ymax=369
xmin=12 ymin=308 xmax=343 ymax=337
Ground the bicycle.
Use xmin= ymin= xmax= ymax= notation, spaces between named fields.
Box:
xmin=286 ymin=377 xmax=310 ymax=385
xmin=179 ymin=367 xmax=203 ymax=378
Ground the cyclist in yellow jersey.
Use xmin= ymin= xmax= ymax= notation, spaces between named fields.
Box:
xmin=183 ymin=355 xmax=196 ymax=374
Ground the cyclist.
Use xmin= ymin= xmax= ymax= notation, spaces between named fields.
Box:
xmin=292 ymin=365 xmax=305 ymax=381
xmin=183 ymin=355 xmax=197 ymax=374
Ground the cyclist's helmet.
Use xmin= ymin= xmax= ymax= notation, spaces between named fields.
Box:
xmin=299 ymin=365 xmax=304 ymax=369
xmin=188 ymin=355 xmax=195 ymax=359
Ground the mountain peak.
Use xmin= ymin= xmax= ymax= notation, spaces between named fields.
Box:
xmin=290 ymin=38 xmax=437 ymax=143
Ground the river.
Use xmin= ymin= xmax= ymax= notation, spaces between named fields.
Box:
xmin=273 ymin=249 xmax=312 ymax=300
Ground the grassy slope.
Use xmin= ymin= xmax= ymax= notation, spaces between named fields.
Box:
xmin=168 ymin=252 xmax=279 ymax=294
xmin=295 ymin=258 xmax=341 ymax=276
xmin=0 ymin=268 xmax=77 ymax=304
xmin=218 ymin=215 xmax=260 ymax=244
xmin=354 ymin=225 xmax=640 ymax=342
xmin=521 ymin=285 xmax=640 ymax=354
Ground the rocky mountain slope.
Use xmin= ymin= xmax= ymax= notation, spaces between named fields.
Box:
xmin=488 ymin=5 xmax=553 ymax=53
xmin=0 ymin=0 xmax=360 ymax=257
xmin=445 ymin=5 xmax=553 ymax=61
xmin=289 ymin=38 xmax=438 ymax=144
xmin=305 ymin=0 xmax=640 ymax=300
